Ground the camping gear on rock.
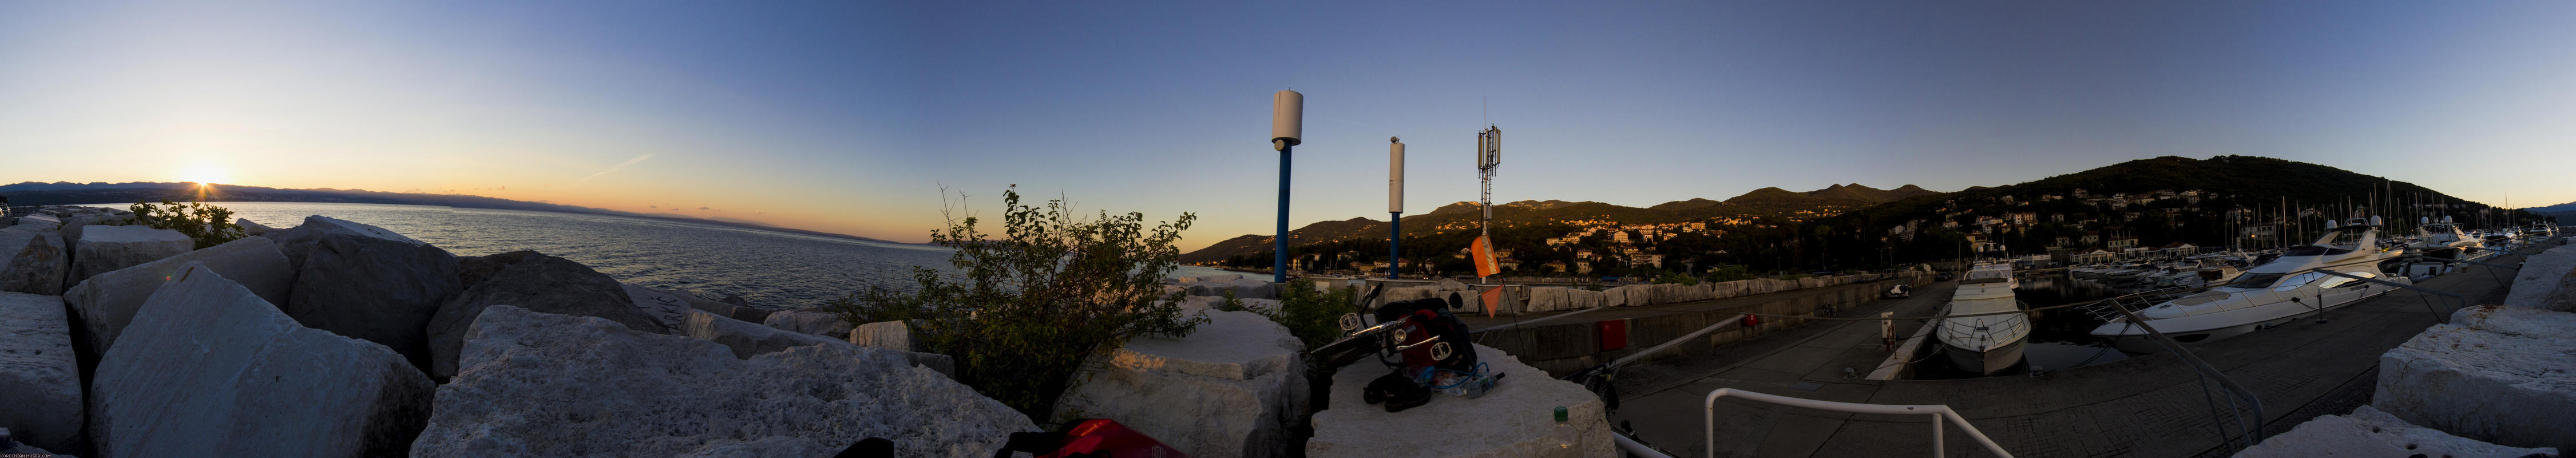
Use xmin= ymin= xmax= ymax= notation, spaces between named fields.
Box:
xmin=1311 ymin=286 xmax=1503 ymax=413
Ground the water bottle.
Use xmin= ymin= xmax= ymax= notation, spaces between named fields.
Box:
xmin=1552 ymin=406 xmax=1577 ymax=452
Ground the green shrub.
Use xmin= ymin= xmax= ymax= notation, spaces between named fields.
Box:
xmin=129 ymin=200 xmax=243 ymax=249
xmin=1650 ymin=272 xmax=1700 ymax=286
xmin=1251 ymin=279 xmax=1357 ymax=351
xmin=825 ymin=186 xmax=1203 ymax=418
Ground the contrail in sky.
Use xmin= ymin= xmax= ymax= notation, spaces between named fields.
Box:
xmin=573 ymin=153 xmax=656 ymax=187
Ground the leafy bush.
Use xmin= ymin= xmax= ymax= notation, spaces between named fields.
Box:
xmin=1650 ymin=272 xmax=1700 ymax=285
xmin=129 ymin=200 xmax=244 ymax=249
xmin=825 ymin=187 xmax=1203 ymax=418
xmin=1250 ymin=279 xmax=1357 ymax=351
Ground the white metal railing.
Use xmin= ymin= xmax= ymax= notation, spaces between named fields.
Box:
xmin=1703 ymin=388 xmax=2014 ymax=458
xmin=1615 ymin=430 xmax=1677 ymax=458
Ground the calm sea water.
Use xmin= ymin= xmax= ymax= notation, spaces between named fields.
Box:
xmin=80 ymin=202 xmax=1242 ymax=310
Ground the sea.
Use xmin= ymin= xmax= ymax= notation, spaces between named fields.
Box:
xmin=78 ymin=202 xmax=1244 ymax=310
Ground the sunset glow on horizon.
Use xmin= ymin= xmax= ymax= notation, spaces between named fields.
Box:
xmin=5 ymin=2 xmax=2573 ymax=250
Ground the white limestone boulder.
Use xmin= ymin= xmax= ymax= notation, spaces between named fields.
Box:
xmin=233 ymin=218 xmax=274 ymax=236
xmin=89 ymin=263 xmax=434 ymax=458
xmin=0 ymin=226 xmax=68 ymax=295
xmin=2234 ymin=405 xmax=2555 ymax=458
xmin=0 ymin=292 xmax=81 ymax=452
xmin=12 ymin=214 xmax=61 ymax=230
xmin=70 ymin=225 xmax=192 ymax=285
xmin=414 ymin=305 xmax=1032 ymax=457
xmin=764 ymin=309 xmax=852 ymax=339
xmin=426 ymin=250 xmax=661 ymax=381
xmin=1053 ymin=309 xmax=1308 ymax=458
xmin=279 ymin=216 xmax=461 ymax=372
xmin=1434 ymin=278 xmax=1469 ymax=291
xmin=1308 ymin=344 xmax=1613 ymax=457
xmin=2373 ymin=305 xmax=2576 ymax=452
xmin=62 ymin=236 xmax=293 ymax=360
xmin=2505 ymin=244 xmax=2576 ymax=311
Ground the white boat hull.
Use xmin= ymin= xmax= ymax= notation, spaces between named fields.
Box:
xmin=1943 ymin=338 xmax=2026 ymax=374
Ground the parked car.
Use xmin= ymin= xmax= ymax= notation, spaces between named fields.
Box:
xmin=1934 ymin=272 xmax=1955 ymax=281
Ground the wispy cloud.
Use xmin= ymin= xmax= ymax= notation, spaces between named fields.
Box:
xmin=573 ymin=153 xmax=656 ymax=187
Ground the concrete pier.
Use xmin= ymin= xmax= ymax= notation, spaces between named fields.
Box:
xmin=1608 ymin=248 xmax=2534 ymax=457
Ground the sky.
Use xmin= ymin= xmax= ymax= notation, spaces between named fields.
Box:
xmin=2 ymin=1 xmax=2571 ymax=250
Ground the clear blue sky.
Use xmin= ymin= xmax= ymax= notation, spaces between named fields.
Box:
xmin=3 ymin=1 xmax=2570 ymax=250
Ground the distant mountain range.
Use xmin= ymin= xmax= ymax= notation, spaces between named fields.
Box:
xmin=1178 ymin=183 xmax=1935 ymax=263
xmin=0 ymin=181 xmax=903 ymax=245
xmin=2527 ymin=200 xmax=2576 ymax=222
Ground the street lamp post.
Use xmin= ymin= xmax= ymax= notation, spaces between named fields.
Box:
xmin=1270 ymin=90 xmax=1302 ymax=284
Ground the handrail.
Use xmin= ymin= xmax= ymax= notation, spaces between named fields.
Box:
xmin=1703 ymin=388 xmax=2014 ymax=458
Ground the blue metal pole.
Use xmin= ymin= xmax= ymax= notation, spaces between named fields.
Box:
xmin=1275 ymin=144 xmax=1291 ymax=284
xmin=1389 ymin=212 xmax=1402 ymax=279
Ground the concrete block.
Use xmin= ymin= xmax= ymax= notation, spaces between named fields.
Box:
xmin=1307 ymin=344 xmax=1613 ymax=457
xmin=89 ymin=263 xmax=434 ymax=458
xmin=2373 ymin=305 xmax=2576 ymax=452
xmin=0 ymin=292 xmax=81 ymax=452
xmin=1056 ymin=309 xmax=1307 ymax=458
xmin=2234 ymin=405 xmax=2555 ymax=458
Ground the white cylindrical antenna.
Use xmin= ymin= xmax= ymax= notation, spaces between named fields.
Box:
xmin=1271 ymin=90 xmax=1303 ymax=149
xmin=1389 ymin=137 xmax=1405 ymax=213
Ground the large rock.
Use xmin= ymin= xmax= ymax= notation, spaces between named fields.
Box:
xmin=58 ymin=213 xmax=131 ymax=246
xmin=414 ymin=305 xmax=1031 ymax=457
xmin=425 ymin=250 xmax=659 ymax=381
xmin=1307 ymin=344 xmax=1613 ymax=457
xmin=624 ymin=283 xmax=739 ymax=333
xmin=233 ymin=218 xmax=274 ymax=236
xmin=764 ymin=309 xmax=852 ymax=339
xmin=2373 ymin=305 xmax=2576 ymax=452
xmin=63 ymin=236 xmax=294 ymax=364
xmin=0 ymin=225 xmax=68 ymax=295
xmin=279 ymin=216 xmax=461 ymax=370
xmin=2505 ymin=244 xmax=2576 ymax=311
xmin=0 ymin=292 xmax=81 ymax=452
xmin=89 ymin=263 xmax=434 ymax=458
xmin=1054 ymin=309 xmax=1307 ymax=458
xmin=70 ymin=225 xmax=192 ymax=285
xmin=2234 ymin=405 xmax=2555 ymax=458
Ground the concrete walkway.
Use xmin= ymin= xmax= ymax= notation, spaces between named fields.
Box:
xmin=1611 ymin=248 xmax=2533 ymax=458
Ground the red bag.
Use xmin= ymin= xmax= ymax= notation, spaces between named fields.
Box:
xmin=1017 ymin=419 xmax=1190 ymax=458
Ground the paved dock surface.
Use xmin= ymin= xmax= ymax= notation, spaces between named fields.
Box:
xmin=1609 ymin=248 xmax=2534 ymax=458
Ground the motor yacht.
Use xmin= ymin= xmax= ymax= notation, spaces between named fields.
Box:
xmin=2407 ymin=216 xmax=2480 ymax=260
xmin=1936 ymin=262 xmax=2027 ymax=374
xmin=2089 ymin=217 xmax=2407 ymax=353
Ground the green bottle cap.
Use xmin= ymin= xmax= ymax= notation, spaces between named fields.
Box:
xmin=1554 ymin=406 xmax=1568 ymax=422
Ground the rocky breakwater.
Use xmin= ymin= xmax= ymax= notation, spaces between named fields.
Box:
xmin=2371 ymin=305 xmax=2576 ymax=452
xmin=62 ymin=236 xmax=294 ymax=367
xmin=425 ymin=249 xmax=665 ymax=380
xmin=89 ymin=262 xmax=435 ymax=457
xmin=0 ymin=291 xmax=81 ymax=452
xmin=1307 ymin=344 xmax=1613 ymax=457
xmin=2504 ymin=243 xmax=2576 ymax=312
xmin=68 ymin=225 xmax=192 ymax=288
xmin=0 ymin=215 xmax=69 ymax=295
xmin=1520 ymin=272 xmax=1917 ymax=313
xmin=268 ymin=216 xmax=463 ymax=371
xmin=1053 ymin=299 xmax=1310 ymax=458
xmin=411 ymin=305 xmax=1035 ymax=456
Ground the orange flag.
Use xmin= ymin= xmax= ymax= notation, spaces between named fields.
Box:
xmin=1471 ymin=235 xmax=1501 ymax=278
xmin=1480 ymin=286 xmax=1503 ymax=318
